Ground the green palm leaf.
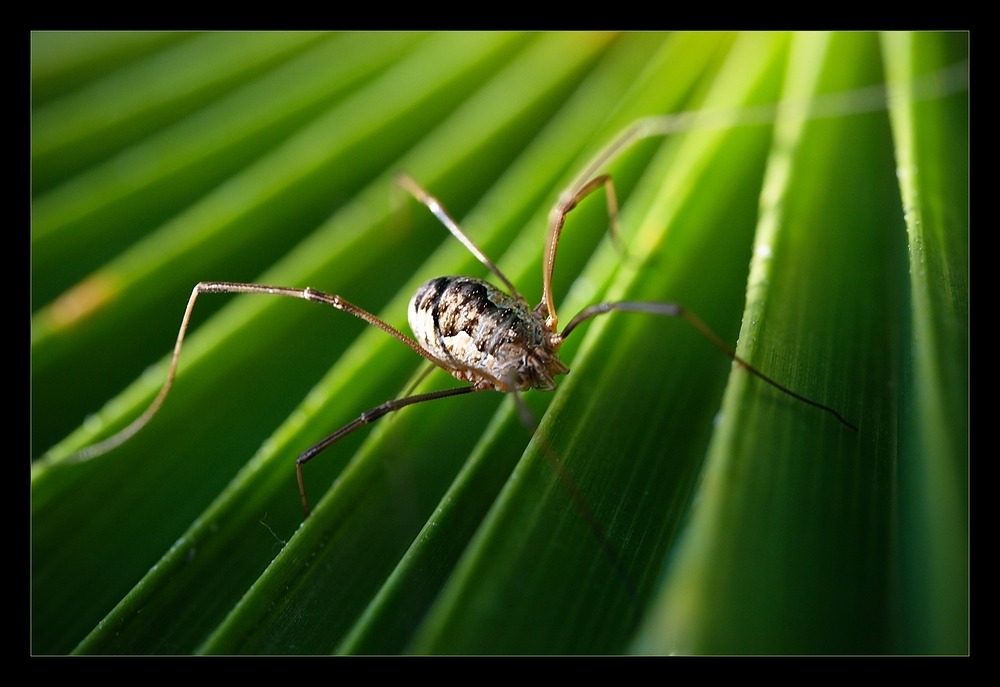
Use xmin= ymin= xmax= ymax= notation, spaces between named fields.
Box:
xmin=31 ymin=31 xmax=967 ymax=654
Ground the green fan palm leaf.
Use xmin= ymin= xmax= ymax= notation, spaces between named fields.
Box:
xmin=31 ymin=31 xmax=967 ymax=655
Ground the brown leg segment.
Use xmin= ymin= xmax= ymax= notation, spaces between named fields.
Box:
xmin=295 ymin=384 xmax=482 ymax=516
xmin=69 ymin=281 xmax=440 ymax=463
xmin=560 ymin=300 xmax=858 ymax=432
xmin=542 ymin=174 xmax=622 ymax=330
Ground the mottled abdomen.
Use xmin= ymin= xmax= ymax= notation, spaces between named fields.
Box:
xmin=408 ymin=276 xmax=568 ymax=391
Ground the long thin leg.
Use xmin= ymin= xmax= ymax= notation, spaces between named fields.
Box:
xmin=296 ymin=385 xmax=482 ymax=516
xmin=542 ymin=174 xmax=622 ymax=330
xmin=541 ymin=61 xmax=971 ymax=327
xmin=394 ymin=173 xmax=524 ymax=303
xmin=560 ymin=301 xmax=858 ymax=431
xmin=69 ymin=281 xmax=441 ymax=463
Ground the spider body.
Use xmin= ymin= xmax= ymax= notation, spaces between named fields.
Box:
xmin=408 ymin=275 xmax=567 ymax=393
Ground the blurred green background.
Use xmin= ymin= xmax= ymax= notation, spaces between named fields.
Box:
xmin=31 ymin=32 xmax=967 ymax=654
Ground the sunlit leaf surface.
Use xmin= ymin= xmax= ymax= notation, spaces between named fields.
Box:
xmin=32 ymin=31 xmax=967 ymax=654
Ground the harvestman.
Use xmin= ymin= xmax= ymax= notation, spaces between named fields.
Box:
xmin=70 ymin=117 xmax=858 ymax=518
